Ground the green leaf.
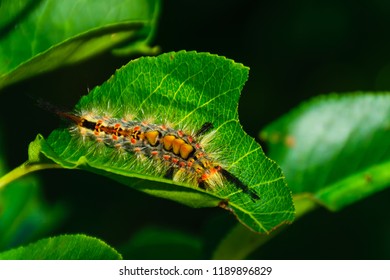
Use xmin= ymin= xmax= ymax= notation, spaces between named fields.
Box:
xmin=0 ymin=124 xmax=64 ymax=250
xmin=0 ymin=234 xmax=122 ymax=260
xmin=32 ymin=51 xmax=294 ymax=233
xmin=0 ymin=176 xmax=65 ymax=251
xmin=0 ymin=0 xmax=160 ymax=90
xmin=261 ymin=93 xmax=390 ymax=211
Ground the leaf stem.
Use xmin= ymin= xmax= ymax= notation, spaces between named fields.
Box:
xmin=0 ymin=161 xmax=62 ymax=190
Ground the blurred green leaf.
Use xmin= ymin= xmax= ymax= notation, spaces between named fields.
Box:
xmin=0 ymin=234 xmax=122 ymax=259
xmin=29 ymin=51 xmax=294 ymax=233
xmin=212 ymin=194 xmax=318 ymax=259
xmin=0 ymin=124 xmax=64 ymax=251
xmin=120 ymin=227 xmax=202 ymax=259
xmin=0 ymin=0 xmax=160 ymax=90
xmin=212 ymin=223 xmax=274 ymax=260
xmin=261 ymin=93 xmax=390 ymax=211
xmin=0 ymin=176 xmax=65 ymax=251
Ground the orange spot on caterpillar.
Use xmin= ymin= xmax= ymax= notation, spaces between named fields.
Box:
xmin=187 ymin=159 xmax=194 ymax=167
xmin=163 ymin=135 xmax=176 ymax=150
xmin=196 ymin=152 xmax=204 ymax=158
xmin=172 ymin=138 xmax=185 ymax=155
xmin=145 ymin=131 xmax=160 ymax=146
xmin=179 ymin=143 xmax=194 ymax=159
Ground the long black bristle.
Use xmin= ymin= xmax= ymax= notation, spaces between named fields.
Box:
xmin=195 ymin=122 xmax=214 ymax=136
xmin=35 ymin=98 xmax=65 ymax=115
xmin=220 ymin=168 xmax=260 ymax=201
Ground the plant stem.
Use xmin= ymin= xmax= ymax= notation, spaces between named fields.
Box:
xmin=0 ymin=161 xmax=62 ymax=190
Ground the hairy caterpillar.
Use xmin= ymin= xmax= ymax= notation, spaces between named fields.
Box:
xmin=40 ymin=100 xmax=260 ymax=201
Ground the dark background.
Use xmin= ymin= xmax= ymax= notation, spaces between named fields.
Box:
xmin=2 ymin=0 xmax=390 ymax=259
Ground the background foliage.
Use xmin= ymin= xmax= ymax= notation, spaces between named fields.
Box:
xmin=1 ymin=0 xmax=389 ymax=259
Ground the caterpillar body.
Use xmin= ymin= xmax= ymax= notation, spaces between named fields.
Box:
xmin=45 ymin=103 xmax=259 ymax=201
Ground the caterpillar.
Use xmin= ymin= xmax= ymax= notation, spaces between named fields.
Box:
xmin=39 ymin=100 xmax=260 ymax=201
